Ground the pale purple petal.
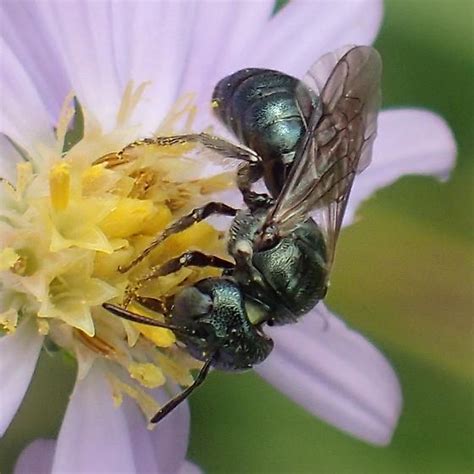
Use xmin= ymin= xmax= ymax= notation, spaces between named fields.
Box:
xmin=0 ymin=2 xmax=70 ymax=121
xmin=0 ymin=38 xmax=56 ymax=155
xmin=0 ymin=320 xmax=43 ymax=437
xmin=178 ymin=1 xmax=274 ymax=104
xmin=251 ymin=0 xmax=383 ymax=77
xmin=122 ymin=384 xmax=191 ymax=474
xmin=52 ymin=364 xmax=190 ymax=473
xmin=346 ymin=108 xmax=457 ymax=224
xmin=122 ymin=1 xmax=274 ymax=132
xmin=179 ymin=460 xmax=202 ymax=474
xmin=14 ymin=439 xmax=55 ymax=474
xmin=256 ymin=303 xmax=402 ymax=445
xmin=51 ymin=364 xmax=136 ymax=473
xmin=0 ymin=132 xmax=24 ymax=181
xmin=28 ymin=1 xmax=123 ymax=129
xmin=117 ymin=1 xmax=199 ymax=131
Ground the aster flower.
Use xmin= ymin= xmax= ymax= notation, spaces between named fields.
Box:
xmin=0 ymin=1 xmax=456 ymax=472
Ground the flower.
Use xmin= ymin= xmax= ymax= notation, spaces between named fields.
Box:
xmin=0 ymin=0 xmax=456 ymax=472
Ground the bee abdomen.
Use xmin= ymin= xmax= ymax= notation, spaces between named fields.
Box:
xmin=212 ymin=69 xmax=307 ymax=160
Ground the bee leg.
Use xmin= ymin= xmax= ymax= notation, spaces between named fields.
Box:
xmin=119 ymin=202 xmax=237 ymax=273
xmin=151 ymin=132 xmax=262 ymax=164
xmin=132 ymin=295 xmax=171 ymax=315
xmin=124 ymin=251 xmax=234 ymax=306
xmin=237 ymin=162 xmax=274 ymax=211
xmin=157 ymin=132 xmax=271 ymax=208
xmin=151 ymin=356 xmax=214 ymax=423
xmin=139 ymin=251 xmax=234 ymax=284
xmin=96 ymin=132 xmax=261 ymax=169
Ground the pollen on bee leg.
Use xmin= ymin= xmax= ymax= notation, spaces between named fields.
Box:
xmin=49 ymin=162 xmax=71 ymax=211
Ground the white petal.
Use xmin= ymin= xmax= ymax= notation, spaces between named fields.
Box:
xmin=0 ymin=39 xmax=56 ymax=155
xmin=346 ymin=108 xmax=457 ymax=224
xmin=0 ymin=2 xmax=70 ymax=121
xmin=0 ymin=320 xmax=43 ymax=437
xmin=14 ymin=438 xmax=55 ymax=474
xmin=251 ymin=0 xmax=383 ymax=77
xmin=179 ymin=460 xmax=202 ymax=474
xmin=256 ymin=303 xmax=402 ymax=445
xmin=52 ymin=364 xmax=189 ymax=473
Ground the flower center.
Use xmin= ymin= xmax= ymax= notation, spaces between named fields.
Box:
xmin=0 ymin=83 xmax=233 ymax=418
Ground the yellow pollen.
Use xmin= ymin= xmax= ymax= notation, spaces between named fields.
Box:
xmin=37 ymin=320 xmax=50 ymax=336
xmin=0 ymin=309 xmax=18 ymax=334
xmin=109 ymin=373 xmax=160 ymax=421
xmin=0 ymin=247 xmax=20 ymax=271
xmin=49 ymin=162 xmax=71 ymax=211
xmin=129 ymin=362 xmax=166 ymax=388
xmin=134 ymin=322 xmax=176 ymax=347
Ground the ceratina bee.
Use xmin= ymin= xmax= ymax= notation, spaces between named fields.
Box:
xmin=104 ymin=45 xmax=382 ymax=423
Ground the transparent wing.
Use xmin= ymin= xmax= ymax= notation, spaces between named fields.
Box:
xmin=261 ymin=45 xmax=382 ymax=267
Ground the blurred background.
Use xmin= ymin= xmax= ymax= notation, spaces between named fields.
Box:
xmin=1 ymin=1 xmax=472 ymax=473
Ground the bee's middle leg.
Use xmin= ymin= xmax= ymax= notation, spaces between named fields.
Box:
xmin=119 ymin=201 xmax=237 ymax=273
xmin=123 ymin=251 xmax=234 ymax=306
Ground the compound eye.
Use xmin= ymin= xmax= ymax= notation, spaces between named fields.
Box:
xmin=173 ymin=287 xmax=213 ymax=325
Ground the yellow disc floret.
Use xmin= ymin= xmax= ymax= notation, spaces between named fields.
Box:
xmin=0 ymin=83 xmax=234 ymax=418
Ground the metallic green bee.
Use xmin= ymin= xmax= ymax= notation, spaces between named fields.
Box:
xmin=104 ymin=45 xmax=382 ymax=423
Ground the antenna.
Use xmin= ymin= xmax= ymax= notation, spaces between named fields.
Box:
xmin=102 ymin=303 xmax=193 ymax=338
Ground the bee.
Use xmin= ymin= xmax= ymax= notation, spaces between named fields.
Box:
xmin=104 ymin=45 xmax=382 ymax=423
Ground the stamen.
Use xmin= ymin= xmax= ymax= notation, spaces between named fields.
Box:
xmin=129 ymin=362 xmax=165 ymax=388
xmin=76 ymin=330 xmax=118 ymax=357
xmin=56 ymin=91 xmax=76 ymax=150
xmin=49 ymin=162 xmax=71 ymax=211
xmin=109 ymin=373 xmax=160 ymax=421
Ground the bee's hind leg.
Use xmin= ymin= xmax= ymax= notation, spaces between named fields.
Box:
xmin=237 ymin=162 xmax=274 ymax=211
xmin=139 ymin=133 xmax=272 ymax=209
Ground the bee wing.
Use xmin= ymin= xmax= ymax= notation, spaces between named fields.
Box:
xmin=262 ymin=45 xmax=382 ymax=266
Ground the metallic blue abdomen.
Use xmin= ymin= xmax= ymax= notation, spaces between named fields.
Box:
xmin=213 ymin=69 xmax=313 ymax=194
